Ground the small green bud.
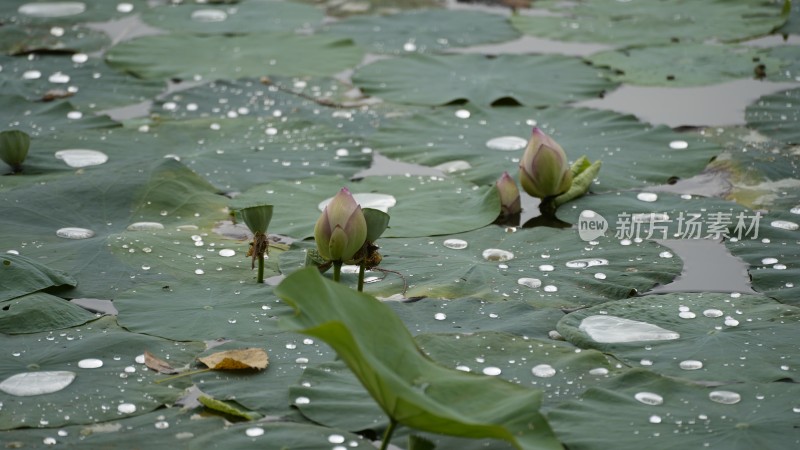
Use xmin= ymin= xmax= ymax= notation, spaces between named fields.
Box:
xmin=314 ymin=187 xmax=367 ymax=263
xmin=0 ymin=130 xmax=31 ymax=173
xmin=519 ymin=128 xmax=572 ymax=199
xmin=240 ymin=204 xmax=273 ymax=235
xmin=495 ymin=171 xmax=521 ymax=216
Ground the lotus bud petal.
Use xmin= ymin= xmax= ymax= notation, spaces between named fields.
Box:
xmin=0 ymin=130 xmax=31 ymax=173
xmin=519 ymin=128 xmax=572 ymax=199
xmin=495 ymin=171 xmax=521 ymax=216
xmin=314 ymin=188 xmax=367 ymax=262
xmin=240 ymin=204 xmax=274 ymax=235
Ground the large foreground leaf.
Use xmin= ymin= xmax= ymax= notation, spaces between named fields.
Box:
xmin=353 ymin=54 xmax=613 ymax=106
xmin=275 ymin=268 xmax=563 ymax=450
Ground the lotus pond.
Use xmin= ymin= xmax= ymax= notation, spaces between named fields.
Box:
xmin=1 ymin=0 xmax=800 ymax=449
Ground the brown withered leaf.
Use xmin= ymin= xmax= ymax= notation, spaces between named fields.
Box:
xmin=198 ymin=348 xmax=268 ymax=370
xmin=144 ymin=350 xmax=179 ymax=374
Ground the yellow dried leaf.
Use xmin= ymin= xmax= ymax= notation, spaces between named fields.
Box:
xmin=144 ymin=350 xmax=179 ymax=374
xmin=198 ymin=348 xmax=268 ymax=370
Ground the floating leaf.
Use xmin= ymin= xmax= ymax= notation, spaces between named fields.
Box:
xmin=745 ymin=87 xmax=800 ymax=144
xmin=587 ymin=44 xmax=783 ymax=87
xmin=325 ymin=9 xmax=519 ymax=54
xmin=0 ymin=253 xmax=76 ymax=302
xmin=198 ymin=348 xmax=269 ymax=370
xmin=0 ymin=292 xmax=93 ymax=334
xmin=198 ymin=395 xmax=262 ymax=421
xmin=144 ymin=350 xmax=178 ymax=375
xmin=511 ymin=0 xmax=789 ymax=46
xmin=549 ymin=369 xmax=800 ymax=450
xmin=275 ymin=267 xmax=563 ymax=450
xmin=106 ymin=33 xmax=364 ymax=81
xmin=557 ymin=293 xmax=799 ymax=383
xmin=353 ymin=54 xmax=613 ymax=106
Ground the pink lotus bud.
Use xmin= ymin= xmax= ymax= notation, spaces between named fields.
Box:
xmin=495 ymin=171 xmax=521 ymax=216
xmin=314 ymin=188 xmax=367 ymax=263
xmin=519 ymin=128 xmax=572 ymax=199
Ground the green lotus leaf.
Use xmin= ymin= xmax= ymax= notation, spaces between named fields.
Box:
xmin=362 ymin=207 xmax=390 ymax=242
xmin=141 ymin=0 xmax=324 ymax=34
xmin=0 ymin=292 xmax=94 ymax=334
xmin=587 ymin=44 xmax=783 ymax=87
xmin=0 ymin=316 xmax=204 ymax=430
xmin=366 ymin=105 xmax=721 ymax=188
xmin=325 ymin=9 xmax=519 ymax=55
xmin=0 ymin=55 xmax=164 ymax=111
xmin=0 ymin=95 xmax=118 ymax=138
xmin=0 ymin=253 xmax=76 ymax=301
xmin=106 ymin=33 xmax=364 ymax=81
xmin=511 ymin=0 xmax=789 ymax=46
xmin=187 ymin=421 xmax=371 ymax=450
xmin=0 ymin=408 xmax=226 ymax=448
xmin=353 ymin=54 xmax=613 ymax=106
xmin=275 ymin=267 xmax=563 ymax=450
xmin=549 ymin=369 xmax=800 ymax=450
xmin=745 ymin=87 xmax=800 ymax=144
xmin=557 ymin=293 xmax=799 ymax=383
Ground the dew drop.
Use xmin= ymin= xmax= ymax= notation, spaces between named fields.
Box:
xmin=402 ymin=41 xmax=417 ymax=52
xmin=218 ymin=249 xmax=236 ymax=257
xmin=485 ymin=136 xmax=528 ymax=151
xmin=679 ymin=360 xmax=703 ymax=370
xmin=67 ymin=111 xmax=83 ymax=120
xmin=517 ymin=277 xmax=541 ymax=289
xmin=669 ymin=140 xmax=688 ymax=150
xmin=636 ymin=192 xmax=658 ymax=202
xmin=634 ymin=392 xmax=664 ymax=406
xmin=594 ymin=273 xmax=607 ymax=280
xmin=0 ymin=371 xmax=75 ymax=396
xmin=154 ymin=420 xmax=169 ymax=429
xmin=126 ymin=222 xmax=164 ymax=231
xmin=191 ymin=9 xmax=227 ymax=22
xmin=709 ymin=390 xmax=741 ymax=405
xmin=56 ymin=227 xmax=95 ymax=240
xmin=77 ymin=358 xmax=103 ymax=369
xmin=770 ymin=220 xmax=798 ymax=231
xmin=579 ymin=315 xmax=679 ymax=343
xmin=565 ymin=258 xmax=608 ymax=269
xmin=649 ymin=414 xmax=662 ymax=424
xmin=328 ymin=435 xmax=345 ymax=444
xmin=659 ymin=251 xmax=673 ymax=258
xmin=761 ymin=257 xmax=779 ymax=265
xmin=454 ymin=109 xmax=471 ymax=119
xmin=295 ymin=396 xmax=310 ymax=405
xmin=443 ymin=239 xmax=468 ymax=249
xmin=539 ymin=264 xmax=554 ymax=272
xmin=482 ymin=248 xmax=514 ymax=262
xmin=117 ymin=403 xmax=136 ymax=414
xmin=724 ymin=317 xmax=739 ymax=327
xmin=18 ymin=2 xmax=86 ymax=17
xmin=434 ymin=313 xmax=447 ymax=321
xmin=43 ymin=437 xmax=57 ymax=445
xmin=790 ymin=206 xmax=800 ymax=215
xmin=48 ymin=72 xmax=70 ymax=84
xmin=482 ymin=366 xmax=502 ymax=376
xmin=531 ymin=364 xmax=556 ymax=378
xmin=245 ymin=427 xmax=264 ymax=437
xmin=22 ymin=70 xmax=42 ymax=80
xmin=54 ymin=149 xmax=108 ymax=168
xmin=434 ymin=160 xmax=471 ymax=173
xmin=117 ymin=3 xmax=134 ymax=13
xmin=703 ymin=309 xmax=723 ymax=318
xmin=588 ymin=367 xmax=609 ymax=376
xmin=194 ymin=269 xmax=204 ymax=275
xmin=678 ymin=311 xmax=696 ymax=319
xmin=335 ymin=148 xmax=349 ymax=157
xmin=543 ymin=285 xmax=558 ymax=292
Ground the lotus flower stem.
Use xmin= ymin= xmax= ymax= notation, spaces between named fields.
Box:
xmin=379 ymin=420 xmax=398 ymax=450
xmin=357 ymin=262 xmax=366 ymax=292
xmin=333 ymin=261 xmax=342 ymax=283
xmin=257 ymin=253 xmax=265 ymax=284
